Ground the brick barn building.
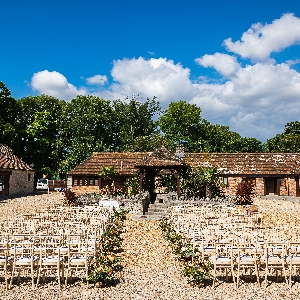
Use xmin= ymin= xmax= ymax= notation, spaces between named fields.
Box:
xmin=67 ymin=148 xmax=300 ymax=197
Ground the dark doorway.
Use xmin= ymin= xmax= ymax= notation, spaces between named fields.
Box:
xmin=265 ymin=177 xmax=278 ymax=195
xmin=296 ymin=176 xmax=300 ymax=197
xmin=0 ymin=175 xmax=9 ymax=196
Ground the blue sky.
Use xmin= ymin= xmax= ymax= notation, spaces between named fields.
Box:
xmin=2 ymin=0 xmax=300 ymax=142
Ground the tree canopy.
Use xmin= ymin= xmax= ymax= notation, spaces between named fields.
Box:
xmin=0 ymin=81 xmax=297 ymax=179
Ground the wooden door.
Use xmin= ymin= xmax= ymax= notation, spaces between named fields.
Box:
xmin=265 ymin=177 xmax=276 ymax=195
xmin=296 ymin=176 xmax=300 ymax=197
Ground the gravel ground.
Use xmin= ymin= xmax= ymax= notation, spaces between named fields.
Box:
xmin=1 ymin=194 xmax=300 ymax=299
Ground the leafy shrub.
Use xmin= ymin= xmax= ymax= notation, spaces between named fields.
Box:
xmin=181 ymin=166 xmax=224 ymax=199
xmin=183 ymin=260 xmax=211 ymax=286
xmin=124 ymin=171 xmax=141 ymax=196
xmin=234 ymin=180 xmax=254 ymax=205
xmin=63 ymin=188 xmax=80 ymax=206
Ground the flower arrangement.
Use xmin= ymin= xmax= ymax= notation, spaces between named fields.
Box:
xmin=159 ymin=217 xmax=211 ymax=286
xmin=183 ymin=260 xmax=211 ymax=286
xmin=88 ymin=252 xmax=122 ymax=283
xmin=88 ymin=208 xmax=128 ymax=285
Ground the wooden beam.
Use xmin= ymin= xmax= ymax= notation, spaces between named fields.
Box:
xmin=139 ymin=172 xmax=144 ymax=192
xmin=174 ymin=172 xmax=180 ymax=198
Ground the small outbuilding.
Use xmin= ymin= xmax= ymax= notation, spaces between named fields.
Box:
xmin=0 ymin=144 xmax=35 ymax=196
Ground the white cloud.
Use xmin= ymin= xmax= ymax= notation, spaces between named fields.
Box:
xmin=31 ymin=70 xmax=86 ymax=101
xmin=86 ymin=74 xmax=108 ymax=85
xmin=29 ymin=14 xmax=300 ymax=141
xmin=286 ymin=59 xmax=300 ymax=66
xmin=224 ymin=13 xmax=300 ymax=61
xmin=98 ymin=57 xmax=198 ymax=103
xmin=195 ymin=52 xmax=240 ymax=77
xmin=192 ymin=63 xmax=300 ymax=140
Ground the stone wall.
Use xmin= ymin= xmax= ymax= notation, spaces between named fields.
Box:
xmin=9 ymin=170 xmax=34 ymax=195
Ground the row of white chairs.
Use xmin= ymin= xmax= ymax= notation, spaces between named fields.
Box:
xmin=0 ymin=234 xmax=99 ymax=289
xmin=166 ymin=202 xmax=300 ymax=288
xmin=0 ymin=205 xmax=116 ymax=289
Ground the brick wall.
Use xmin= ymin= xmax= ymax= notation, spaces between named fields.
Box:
xmin=224 ymin=176 xmax=265 ymax=197
xmin=72 ymin=185 xmax=100 ymax=195
xmin=224 ymin=176 xmax=242 ymax=196
xmin=9 ymin=170 xmax=34 ymax=195
xmin=255 ymin=178 xmax=264 ymax=196
xmin=288 ymin=177 xmax=297 ymax=196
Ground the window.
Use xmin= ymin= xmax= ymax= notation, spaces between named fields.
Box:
xmin=73 ymin=177 xmax=99 ymax=186
xmin=28 ymin=174 xmax=31 ymax=181
xmin=223 ymin=176 xmax=228 ymax=186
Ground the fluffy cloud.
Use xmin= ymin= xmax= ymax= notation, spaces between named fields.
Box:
xmin=102 ymin=57 xmax=198 ymax=103
xmin=195 ymin=53 xmax=240 ymax=77
xmin=192 ymin=63 xmax=300 ymax=139
xmin=30 ymin=14 xmax=300 ymax=141
xmin=86 ymin=74 xmax=108 ymax=85
xmin=31 ymin=70 xmax=86 ymax=101
xmin=224 ymin=13 xmax=300 ymax=61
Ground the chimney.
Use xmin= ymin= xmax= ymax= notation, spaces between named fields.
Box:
xmin=175 ymin=140 xmax=188 ymax=157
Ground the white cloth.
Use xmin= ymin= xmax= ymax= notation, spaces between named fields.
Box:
xmin=98 ymin=200 xmax=119 ymax=209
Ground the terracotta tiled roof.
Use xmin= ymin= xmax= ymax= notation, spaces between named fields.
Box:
xmin=68 ymin=151 xmax=300 ymax=176
xmin=135 ymin=146 xmax=187 ymax=168
xmin=183 ymin=153 xmax=300 ymax=175
xmin=0 ymin=144 xmax=34 ymax=171
xmin=68 ymin=152 xmax=148 ymax=175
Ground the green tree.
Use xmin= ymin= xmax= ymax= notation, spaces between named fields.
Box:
xmin=17 ymin=95 xmax=67 ymax=178
xmin=112 ymin=96 xmax=161 ymax=151
xmin=199 ymin=124 xmax=264 ymax=153
xmin=201 ymin=124 xmax=241 ymax=152
xmin=265 ymin=121 xmax=300 ymax=152
xmin=159 ymin=100 xmax=208 ymax=152
xmin=60 ymin=95 xmax=114 ymax=176
xmin=0 ymin=82 xmax=19 ymax=148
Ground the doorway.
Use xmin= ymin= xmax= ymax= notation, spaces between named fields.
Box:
xmin=0 ymin=175 xmax=9 ymax=196
xmin=264 ymin=177 xmax=281 ymax=196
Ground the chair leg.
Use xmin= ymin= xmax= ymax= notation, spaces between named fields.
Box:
xmin=9 ymin=263 xmax=16 ymax=289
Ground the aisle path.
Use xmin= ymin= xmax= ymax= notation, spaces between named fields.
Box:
xmin=101 ymin=216 xmax=206 ymax=300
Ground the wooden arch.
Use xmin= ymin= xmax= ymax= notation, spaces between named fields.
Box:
xmin=134 ymin=146 xmax=187 ymax=202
